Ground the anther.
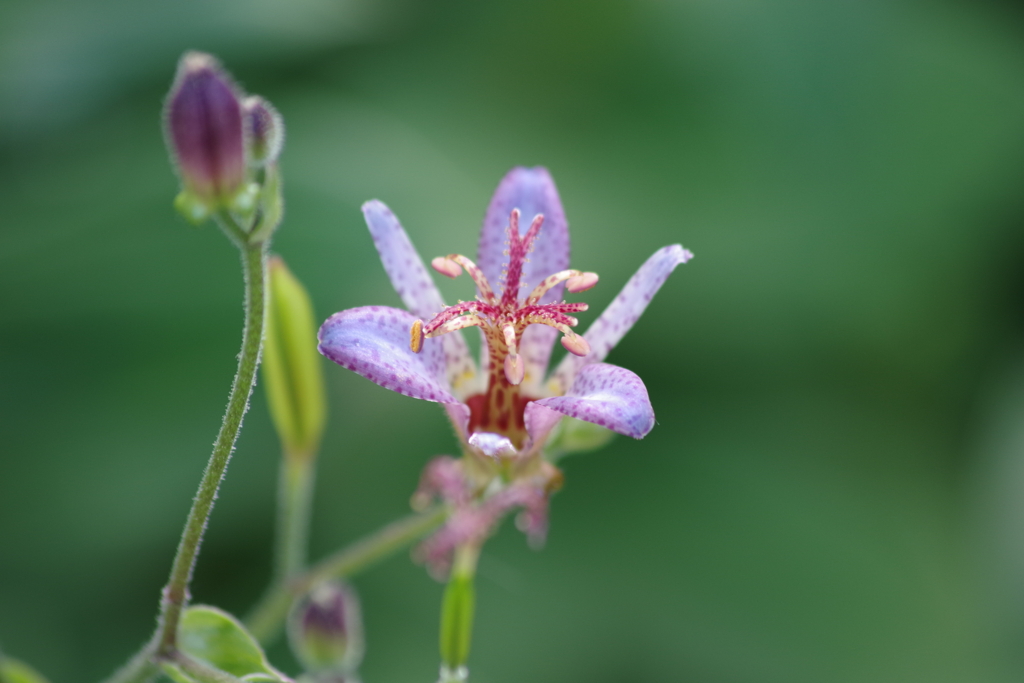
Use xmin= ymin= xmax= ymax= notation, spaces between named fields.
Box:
xmin=560 ymin=332 xmax=591 ymax=357
xmin=410 ymin=319 xmax=424 ymax=353
xmin=502 ymin=324 xmax=518 ymax=355
xmin=566 ymin=272 xmax=599 ymax=293
xmin=504 ymin=353 xmax=525 ymax=385
xmin=431 ymin=256 xmax=463 ymax=279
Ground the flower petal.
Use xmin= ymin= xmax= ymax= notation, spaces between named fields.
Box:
xmin=552 ymin=244 xmax=692 ymax=391
xmin=530 ymin=362 xmax=655 ymax=439
xmin=318 ymin=305 xmax=464 ymax=405
xmin=478 ymin=167 xmax=570 ymax=386
xmin=362 ymin=200 xmax=477 ymax=395
xmin=467 ymin=432 xmax=518 ymax=459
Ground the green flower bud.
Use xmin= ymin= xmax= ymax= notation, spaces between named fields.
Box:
xmin=263 ymin=256 xmax=326 ymax=461
xmin=288 ymin=581 xmax=364 ymax=673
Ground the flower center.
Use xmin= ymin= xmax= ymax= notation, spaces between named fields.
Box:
xmin=410 ymin=209 xmax=598 ymax=447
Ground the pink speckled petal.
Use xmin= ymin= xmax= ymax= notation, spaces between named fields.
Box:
xmin=552 ymin=245 xmax=692 ymax=391
xmin=318 ymin=305 xmax=465 ymax=406
xmin=362 ymin=200 xmax=477 ymax=394
xmin=522 ymin=402 xmax=564 ymax=451
xmin=479 ymin=168 xmax=570 ymax=386
xmin=530 ymin=363 xmax=655 ymax=439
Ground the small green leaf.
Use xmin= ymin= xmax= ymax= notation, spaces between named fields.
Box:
xmin=178 ymin=605 xmax=288 ymax=681
xmin=0 ymin=657 xmax=51 ymax=683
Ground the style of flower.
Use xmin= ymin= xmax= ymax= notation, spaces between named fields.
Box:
xmin=318 ymin=167 xmax=692 ymax=572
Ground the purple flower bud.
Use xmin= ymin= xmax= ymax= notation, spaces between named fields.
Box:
xmin=243 ymin=96 xmax=284 ymax=167
xmin=288 ymin=581 xmax=364 ymax=673
xmin=164 ymin=52 xmax=246 ymax=203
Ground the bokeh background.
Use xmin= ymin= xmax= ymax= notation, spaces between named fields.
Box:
xmin=4 ymin=0 xmax=1024 ymax=681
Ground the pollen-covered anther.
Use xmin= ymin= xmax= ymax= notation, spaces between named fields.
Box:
xmin=504 ymin=353 xmax=525 ymax=385
xmin=410 ymin=319 xmax=424 ymax=353
xmin=566 ymin=271 xmax=599 ymax=293
xmin=561 ymin=331 xmax=591 ymax=357
xmin=431 ymin=256 xmax=463 ymax=279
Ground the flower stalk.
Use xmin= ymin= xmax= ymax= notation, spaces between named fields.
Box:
xmin=157 ymin=234 xmax=268 ymax=656
xmin=246 ymin=505 xmax=448 ymax=644
xmin=438 ymin=543 xmax=480 ymax=681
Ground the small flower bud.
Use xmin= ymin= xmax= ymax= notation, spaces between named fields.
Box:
xmin=263 ymin=257 xmax=327 ymax=461
xmin=560 ymin=332 xmax=591 ymax=356
xmin=164 ymin=52 xmax=247 ymax=207
xmin=431 ymin=257 xmax=463 ymax=279
xmin=288 ymin=581 xmax=364 ymax=673
xmin=243 ymin=96 xmax=284 ymax=167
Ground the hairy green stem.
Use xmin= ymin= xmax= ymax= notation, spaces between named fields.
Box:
xmin=247 ymin=505 xmax=448 ymax=643
xmin=156 ymin=239 xmax=267 ymax=655
xmin=275 ymin=457 xmax=315 ymax=582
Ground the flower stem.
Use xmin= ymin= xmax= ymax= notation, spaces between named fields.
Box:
xmin=100 ymin=639 xmax=160 ymax=683
xmin=439 ymin=543 xmax=480 ymax=676
xmin=275 ymin=455 xmax=316 ymax=582
xmin=246 ymin=505 xmax=448 ymax=643
xmin=156 ymin=238 xmax=267 ymax=655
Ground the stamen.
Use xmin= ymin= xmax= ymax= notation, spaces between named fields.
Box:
xmin=423 ymin=300 xmax=497 ymax=335
xmin=431 ymin=256 xmax=463 ymax=279
xmin=450 ymin=255 xmax=497 ymax=304
xmin=427 ymin=314 xmax=488 ymax=336
xmin=410 ymin=319 xmax=424 ymax=353
xmin=504 ymin=353 xmax=525 ymax=385
xmin=526 ymin=269 xmax=589 ymax=305
xmin=566 ymin=272 xmax=599 ymax=293
xmin=502 ymin=324 xmax=518 ymax=355
xmin=560 ymin=331 xmax=591 ymax=357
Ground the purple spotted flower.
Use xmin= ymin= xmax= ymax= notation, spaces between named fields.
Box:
xmin=318 ymin=167 xmax=692 ymax=571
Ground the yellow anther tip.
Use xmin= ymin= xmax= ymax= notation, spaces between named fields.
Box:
xmin=410 ymin=319 xmax=424 ymax=353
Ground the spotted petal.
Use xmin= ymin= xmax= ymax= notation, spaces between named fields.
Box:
xmin=552 ymin=244 xmax=692 ymax=391
xmin=318 ymin=305 xmax=464 ymax=405
xmin=529 ymin=362 xmax=655 ymax=440
xmin=478 ymin=167 xmax=570 ymax=388
xmin=362 ymin=200 xmax=477 ymax=396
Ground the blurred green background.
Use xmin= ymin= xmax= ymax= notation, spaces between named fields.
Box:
xmin=4 ymin=0 xmax=1024 ymax=681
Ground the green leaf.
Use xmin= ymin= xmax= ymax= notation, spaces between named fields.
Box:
xmin=178 ymin=605 xmax=289 ymax=681
xmin=0 ymin=657 xmax=51 ymax=683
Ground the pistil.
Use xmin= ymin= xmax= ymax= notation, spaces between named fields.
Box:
xmin=410 ymin=209 xmax=598 ymax=446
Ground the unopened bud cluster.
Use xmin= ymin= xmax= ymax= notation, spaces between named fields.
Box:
xmin=164 ymin=52 xmax=285 ymax=229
